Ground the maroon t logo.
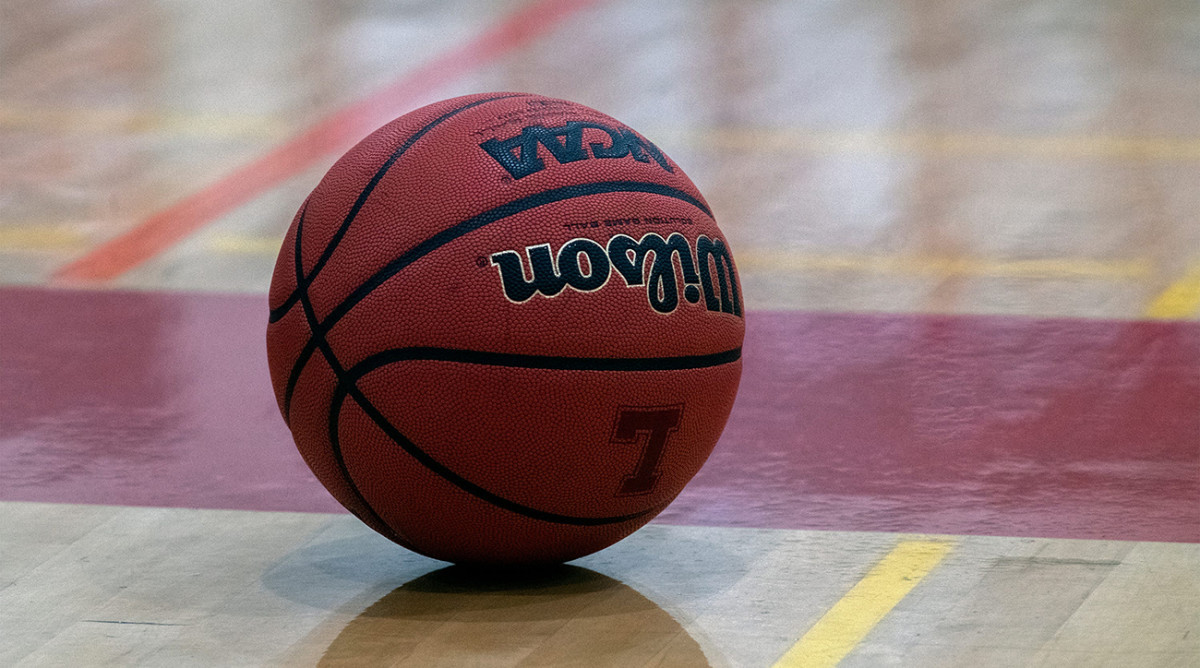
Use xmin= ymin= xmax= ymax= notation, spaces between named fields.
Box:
xmin=611 ymin=406 xmax=683 ymax=496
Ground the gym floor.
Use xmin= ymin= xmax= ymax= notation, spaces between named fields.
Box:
xmin=1 ymin=1 xmax=1197 ymax=666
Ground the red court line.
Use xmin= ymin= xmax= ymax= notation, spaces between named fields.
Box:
xmin=52 ymin=0 xmax=601 ymax=284
xmin=3 ymin=287 xmax=1197 ymax=543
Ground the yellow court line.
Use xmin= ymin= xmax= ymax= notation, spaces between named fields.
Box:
xmin=735 ymin=249 xmax=1151 ymax=281
xmin=1145 ymin=261 xmax=1200 ymax=319
xmin=0 ymin=106 xmax=291 ymax=140
xmin=0 ymin=224 xmax=90 ymax=251
xmin=207 ymin=234 xmax=286 ymax=255
xmin=8 ymin=107 xmax=1200 ymax=159
xmin=201 ymin=235 xmax=1151 ymax=284
xmin=656 ymin=127 xmax=1200 ymax=161
xmin=773 ymin=539 xmax=954 ymax=668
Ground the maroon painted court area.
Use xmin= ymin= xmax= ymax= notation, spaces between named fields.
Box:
xmin=1 ymin=286 xmax=1197 ymax=542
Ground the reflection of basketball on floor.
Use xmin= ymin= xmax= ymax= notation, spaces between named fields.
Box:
xmin=318 ymin=565 xmax=711 ymax=666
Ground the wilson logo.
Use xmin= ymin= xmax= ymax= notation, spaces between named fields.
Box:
xmin=489 ymin=232 xmax=741 ymax=316
xmin=480 ymin=121 xmax=674 ymax=180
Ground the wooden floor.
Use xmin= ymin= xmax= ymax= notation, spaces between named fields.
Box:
xmin=1 ymin=0 xmax=1198 ymax=666
xmin=5 ymin=504 xmax=1197 ymax=667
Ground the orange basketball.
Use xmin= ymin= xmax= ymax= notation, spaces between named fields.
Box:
xmin=266 ymin=93 xmax=743 ymax=565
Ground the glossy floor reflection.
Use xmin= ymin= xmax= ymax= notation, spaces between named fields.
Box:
xmin=1 ymin=0 xmax=1198 ymax=666
xmin=3 ymin=0 xmax=1199 ymax=320
xmin=313 ymin=566 xmax=708 ymax=667
xmin=4 ymin=506 xmax=1196 ymax=666
xmin=3 ymin=287 xmax=1196 ymax=543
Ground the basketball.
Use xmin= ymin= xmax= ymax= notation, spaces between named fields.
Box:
xmin=265 ymin=92 xmax=744 ymax=565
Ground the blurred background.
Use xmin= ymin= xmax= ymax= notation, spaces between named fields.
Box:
xmin=1 ymin=1 xmax=1197 ymax=666
xmin=3 ymin=0 xmax=1197 ymax=319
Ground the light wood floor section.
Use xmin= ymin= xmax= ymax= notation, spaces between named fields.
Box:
xmin=2 ymin=502 xmax=1195 ymax=667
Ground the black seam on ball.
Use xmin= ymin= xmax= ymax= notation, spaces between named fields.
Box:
xmin=329 ymin=378 xmax=665 ymax=528
xmin=277 ymin=93 xmax=527 ymax=416
xmin=324 ymin=347 xmax=738 ymax=528
xmin=280 ymin=94 xmax=535 ymax=548
xmin=269 ymin=93 xmax=528 ymax=324
xmin=349 ymin=346 xmax=742 ymax=374
xmin=279 ymin=134 xmax=720 ymax=530
xmin=292 ymin=205 xmax=412 ymax=546
xmin=282 ymin=181 xmax=712 ymax=418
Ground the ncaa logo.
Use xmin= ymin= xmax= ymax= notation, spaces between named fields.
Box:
xmin=480 ymin=121 xmax=673 ymax=180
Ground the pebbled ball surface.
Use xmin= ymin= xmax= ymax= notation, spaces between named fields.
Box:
xmin=266 ymin=92 xmax=744 ymax=565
